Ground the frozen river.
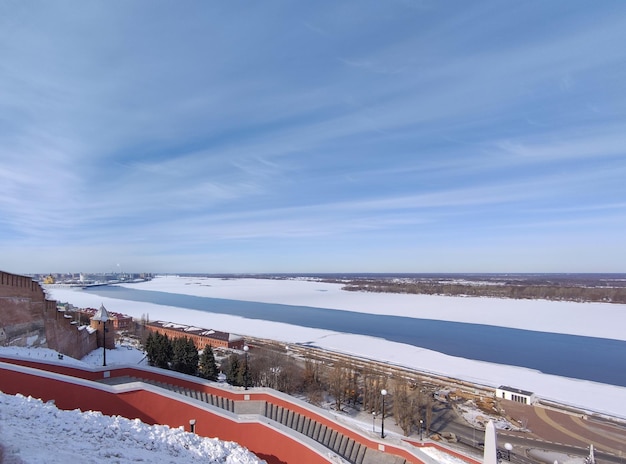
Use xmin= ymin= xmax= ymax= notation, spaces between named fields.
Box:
xmin=84 ymin=285 xmax=626 ymax=387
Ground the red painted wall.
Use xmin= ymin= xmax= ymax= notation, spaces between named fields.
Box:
xmin=0 ymin=363 xmax=326 ymax=464
xmin=0 ymin=358 xmax=431 ymax=464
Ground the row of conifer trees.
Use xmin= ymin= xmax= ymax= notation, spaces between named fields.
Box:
xmin=144 ymin=332 xmax=219 ymax=380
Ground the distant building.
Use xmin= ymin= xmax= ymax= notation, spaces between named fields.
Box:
xmin=496 ymin=386 xmax=536 ymax=405
xmin=146 ymin=321 xmax=244 ymax=350
xmin=89 ymin=304 xmax=115 ymax=350
xmin=78 ymin=307 xmax=133 ymax=330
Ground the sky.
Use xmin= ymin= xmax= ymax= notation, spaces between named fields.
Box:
xmin=1 ymin=1 xmax=625 ymax=274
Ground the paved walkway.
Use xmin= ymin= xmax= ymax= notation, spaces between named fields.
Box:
xmin=500 ymin=400 xmax=626 ymax=456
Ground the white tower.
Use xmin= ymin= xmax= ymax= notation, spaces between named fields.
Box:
xmin=483 ymin=420 xmax=498 ymax=464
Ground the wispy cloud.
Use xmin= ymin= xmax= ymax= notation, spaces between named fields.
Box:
xmin=1 ymin=1 xmax=625 ymax=272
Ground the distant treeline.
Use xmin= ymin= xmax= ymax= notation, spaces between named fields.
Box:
xmin=339 ymin=281 xmax=626 ymax=304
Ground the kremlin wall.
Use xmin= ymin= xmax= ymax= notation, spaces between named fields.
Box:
xmin=0 ymin=270 xmax=100 ymax=359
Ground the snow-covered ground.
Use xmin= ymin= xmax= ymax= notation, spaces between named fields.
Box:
xmin=46 ymin=276 xmax=626 ymax=419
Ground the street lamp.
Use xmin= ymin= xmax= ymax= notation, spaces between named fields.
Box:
xmin=243 ymin=345 xmax=249 ymax=390
xmin=189 ymin=419 xmax=196 ymax=433
xmin=372 ymin=411 xmax=376 ymax=433
xmin=380 ymin=389 xmax=388 ymax=439
xmin=504 ymin=443 xmax=513 ymax=461
xmin=420 ymin=419 xmax=424 ymax=441
xmin=92 ymin=304 xmax=110 ymax=367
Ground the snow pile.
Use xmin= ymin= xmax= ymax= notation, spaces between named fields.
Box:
xmin=456 ymin=400 xmax=518 ymax=431
xmin=0 ymin=346 xmax=88 ymax=367
xmin=0 ymin=392 xmax=264 ymax=464
xmin=0 ymin=345 xmax=148 ymax=368
xmin=420 ymin=446 xmax=476 ymax=464
xmin=527 ymin=449 xmax=586 ymax=464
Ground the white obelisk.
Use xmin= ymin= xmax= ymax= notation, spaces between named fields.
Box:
xmin=483 ymin=420 xmax=498 ymax=464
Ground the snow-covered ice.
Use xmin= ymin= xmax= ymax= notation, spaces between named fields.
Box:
xmin=120 ymin=276 xmax=626 ymax=341
xmin=46 ymin=276 xmax=626 ymax=419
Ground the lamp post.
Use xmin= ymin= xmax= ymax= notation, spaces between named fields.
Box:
xmin=189 ymin=419 xmax=196 ymax=433
xmin=103 ymin=323 xmax=107 ymax=367
xmin=504 ymin=443 xmax=513 ymax=461
xmin=380 ymin=389 xmax=388 ymax=439
xmin=92 ymin=304 xmax=110 ymax=367
xmin=243 ymin=345 xmax=249 ymax=390
xmin=420 ymin=419 xmax=424 ymax=441
xmin=372 ymin=411 xmax=376 ymax=433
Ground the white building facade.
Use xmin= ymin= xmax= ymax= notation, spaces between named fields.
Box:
xmin=495 ymin=386 xmax=536 ymax=405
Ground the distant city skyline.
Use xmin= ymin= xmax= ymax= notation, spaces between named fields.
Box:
xmin=1 ymin=2 xmax=625 ymax=274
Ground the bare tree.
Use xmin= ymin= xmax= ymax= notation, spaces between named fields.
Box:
xmin=362 ymin=370 xmax=385 ymax=413
xmin=303 ymin=357 xmax=324 ymax=405
xmin=424 ymin=392 xmax=434 ymax=438
xmin=393 ymin=379 xmax=420 ymax=436
xmin=327 ymin=362 xmax=350 ymax=411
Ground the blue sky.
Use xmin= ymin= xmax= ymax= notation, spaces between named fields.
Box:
xmin=1 ymin=1 xmax=625 ymax=274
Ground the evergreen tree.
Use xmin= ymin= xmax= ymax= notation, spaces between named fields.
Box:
xmin=199 ymin=344 xmax=219 ymax=381
xmin=150 ymin=332 xmax=173 ymax=369
xmin=224 ymin=354 xmax=244 ymax=386
xmin=171 ymin=336 xmax=199 ymax=375
xmin=144 ymin=332 xmax=155 ymax=365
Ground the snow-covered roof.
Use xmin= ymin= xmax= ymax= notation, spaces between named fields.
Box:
xmin=91 ymin=304 xmax=110 ymax=322
xmin=148 ymin=321 xmax=240 ymax=343
xmin=497 ymin=385 xmax=535 ymax=397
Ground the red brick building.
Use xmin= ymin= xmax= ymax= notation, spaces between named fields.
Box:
xmin=146 ymin=321 xmax=245 ymax=350
xmin=79 ymin=307 xmax=133 ymax=331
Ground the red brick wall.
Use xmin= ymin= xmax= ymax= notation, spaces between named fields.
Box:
xmin=0 ymin=270 xmax=98 ymax=358
xmin=0 ymin=272 xmax=46 ymax=300
xmin=1 ymin=271 xmax=49 ymax=347
xmin=89 ymin=319 xmax=116 ymax=349
xmin=146 ymin=325 xmax=244 ymax=350
xmin=47 ymin=317 xmax=99 ymax=359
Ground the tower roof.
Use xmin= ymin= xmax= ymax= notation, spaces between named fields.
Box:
xmin=92 ymin=304 xmax=110 ymax=322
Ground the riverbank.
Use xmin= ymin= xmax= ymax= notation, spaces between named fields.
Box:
xmin=46 ymin=276 xmax=626 ymax=419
